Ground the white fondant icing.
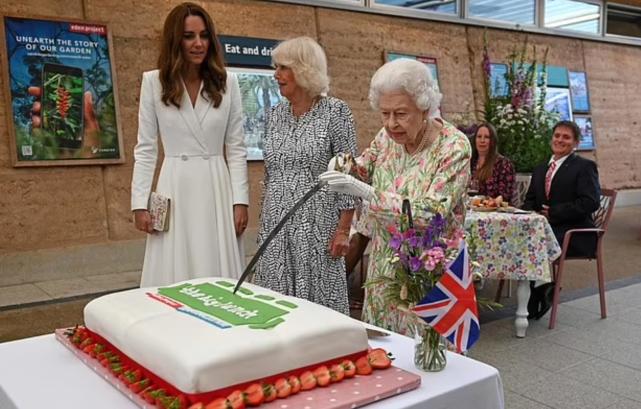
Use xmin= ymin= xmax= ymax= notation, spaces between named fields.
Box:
xmin=84 ymin=278 xmax=368 ymax=394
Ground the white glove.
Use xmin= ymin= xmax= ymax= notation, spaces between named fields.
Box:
xmin=327 ymin=156 xmax=337 ymax=172
xmin=319 ymin=171 xmax=375 ymax=200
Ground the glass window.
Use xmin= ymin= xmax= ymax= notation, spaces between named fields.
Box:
xmin=544 ymin=0 xmax=601 ymax=34
xmin=373 ymin=0 xmax=457 ymax=15
xmin=607 ymin=4 xmax=641 ymax=38
xmin=468 ymin=0 xmax=536 ymax=25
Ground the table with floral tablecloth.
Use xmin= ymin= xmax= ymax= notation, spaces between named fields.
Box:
xmin=465 ymin=210 xmax=562 ymax=337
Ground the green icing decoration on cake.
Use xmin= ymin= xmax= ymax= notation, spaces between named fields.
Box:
xmin=254 ymin=295 xmax=275 ymax=301
xmin=158 ymin=282 xmax=296 ymax=328
xmin=276 ymin=300 xmax=298 ymax=309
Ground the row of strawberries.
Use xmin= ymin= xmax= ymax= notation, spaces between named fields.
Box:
xmin=66 ymin=326 xmax=393 ymax=409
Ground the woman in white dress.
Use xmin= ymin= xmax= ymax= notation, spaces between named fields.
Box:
xmin=131 ymin=2 xmax=248 ymax=287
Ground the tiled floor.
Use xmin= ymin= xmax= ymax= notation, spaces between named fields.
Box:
xmin=468 ymin=282 xmax=641 ymax=409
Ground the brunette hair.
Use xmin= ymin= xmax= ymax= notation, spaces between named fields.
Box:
xmin=553 ymin=120 xmax=582 ymax=142
xmin=158 ymin=2 xmax=226 ymax=108
xmin=472 ymin=122 xmax=499 ymax=183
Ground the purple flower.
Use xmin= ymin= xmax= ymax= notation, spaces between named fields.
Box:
xmin=408 ymin=234 xmax=421 ymax=248
xmin=409 ymin=256 xmax=423 ymax=272
xmin=389 ymin=233 xmax=403 ymax=251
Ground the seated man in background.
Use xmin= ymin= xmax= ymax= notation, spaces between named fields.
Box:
xmin=522 ymin=120 xmax=601 ymax=320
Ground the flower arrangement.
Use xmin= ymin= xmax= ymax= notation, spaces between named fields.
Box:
xmin=482 ymin=33 xmax=559 ymax=173
xmin=366 ymin=211 xmax=464 ymax=371
xmin=369 ymin=213 xmax=463 ymax=310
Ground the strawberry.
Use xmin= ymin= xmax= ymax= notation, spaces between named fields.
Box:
xmin=287 ymin=376 xmax=301 ymax=394
xmin=355 ymin=356 xmax=373 ymax=375
xmin=313 ymin=366 xmax=331 ymax=386
xmin=262 ymin=383 xmax=277 ymax=403
xmin=226 ymin=390 xmax=245 ymax=409
xmin=110 ymin=363 xmax=125 ymax=375
xmin=130 ymin=368 xmax=143 ymax=382
xmin=329 ymin=364 xmax=345 ymax=382
xmin=274 ymin=378 xmax=291 ymax=399
xmin=243 ymin=383 xmax=264 ymax=406
xmin=82 ymin=344 xmax=96 ymax=354
xmin=78 ymin=337 xmax=94 ymax=349
xmin=129 ymin=378 xmax=150 ymax=393
xmin=156 ymin=395 xmax=178 ymax=409
xmin=143 ymin=388 xmax=167 ymax=404
xmin=368 ymin=348 xmax=393 ymax=369
xmin=91 ymin=343 xmax=106 ymax=358
xmin=205 ymin=398 xmax=229 ymax=409
xmin=341 ymin=360 xmax=356 ymax=378
xmin=178 ymin=395 xmax=189 ymax=409
xmin=188 ymin=403 xmax=205 ymax=409
xmin=299 ymin=371 xmax=317 ymax=391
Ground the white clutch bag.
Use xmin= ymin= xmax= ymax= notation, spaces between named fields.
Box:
xmin=148 ymin=192 xmax=170 ymax=232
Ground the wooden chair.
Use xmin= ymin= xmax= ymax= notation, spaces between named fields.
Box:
xmin=548 ymin=188 xmax=617 ymax=329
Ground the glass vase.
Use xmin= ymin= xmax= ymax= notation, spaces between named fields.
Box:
xmin=413 ymin=324 xmax=447 ymax=372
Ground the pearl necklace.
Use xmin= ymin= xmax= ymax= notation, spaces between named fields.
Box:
xmin=407 ymin=122 xmax=432 ymax=156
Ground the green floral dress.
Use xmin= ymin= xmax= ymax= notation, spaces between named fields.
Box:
xmin=355 ymin=119 xmax=471 ymax=335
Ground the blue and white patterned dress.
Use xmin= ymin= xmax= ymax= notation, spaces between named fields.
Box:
xmin=254 ymin=96 xmax=357 ymax=314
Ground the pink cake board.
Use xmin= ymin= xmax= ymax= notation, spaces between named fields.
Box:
xmin=55 ymin=329 xmax=420 ymax=409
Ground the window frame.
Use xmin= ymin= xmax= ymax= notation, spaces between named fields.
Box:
xmin=266 ymin=0 xmax=641 ymax=47
xmin=541 ymin=0 xmax=603 ymax=36
xmin=605 ymin=2 xmax=641 ymax=40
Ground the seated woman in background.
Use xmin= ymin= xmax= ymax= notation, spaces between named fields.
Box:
xmin=321 ymin=58 xmax=471 ymax=335
xmin=470 ymin=122 xmax=515 ymax=202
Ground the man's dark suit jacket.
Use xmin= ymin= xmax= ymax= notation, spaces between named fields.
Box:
xmin=522 ymin=153 xmax=601 ymax=257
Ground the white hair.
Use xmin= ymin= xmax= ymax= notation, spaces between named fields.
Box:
xmin=271 ymin=36 xmax=329 ymax=97
xmin=368 ymin=58 xmax=442 ymax=118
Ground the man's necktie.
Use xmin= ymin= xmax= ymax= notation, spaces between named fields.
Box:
xmin=545 ymin=161 xmax=557 ymax=200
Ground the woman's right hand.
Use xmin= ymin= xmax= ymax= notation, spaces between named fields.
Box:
xmin=133 ymin=209 xmax=154 ymax=233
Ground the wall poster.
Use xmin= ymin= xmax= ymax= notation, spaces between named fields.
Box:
xmin=227 ymin=67 xmax=281 ymax=161
xmin=384 ymin=51 xmax=440 ymax=92
xmin=1 ymin=16 xmax=124 ymax=167
xmin=220 ymin=35 xmax=280 ymax=161
xmin=545 ymin=87 xmax=573 ymax=122
xmin=574 ymin=115 xmax=595 ymax=151
xmin=569 ymin=71 xmax=590 ymax=113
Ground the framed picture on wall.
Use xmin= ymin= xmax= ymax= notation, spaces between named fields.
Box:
xmin=489 ymin=63 xmax=509 ymax=97
xmin=227 ymin=67 xmax=282 ymax=161
xmin=569 ymin=71 xmax=590 ymax=113
xmin=384 ymin=51 xmax=440 ymax=92
xmin=574 ymin=115 xmax=596 ymax=151
xmin=545 ymin=87 xmax=573 ymax=122
xmin=1 ymin=16 xmax=124 ymax=167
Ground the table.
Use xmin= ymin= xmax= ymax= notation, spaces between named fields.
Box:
xmin=465 ymin=210 xmax=561 ymax=337
xmin=0 ymin=331 xmax=504 ymax=409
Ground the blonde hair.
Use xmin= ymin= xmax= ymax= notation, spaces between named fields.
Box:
xmin=272 ymin=36 xmax=329 ymax=97
xmin=369 ymin=58 xmax=442 ymax=118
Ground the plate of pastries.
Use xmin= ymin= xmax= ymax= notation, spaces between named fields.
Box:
xmin=470 ymin=195 xmax=509 ymax=212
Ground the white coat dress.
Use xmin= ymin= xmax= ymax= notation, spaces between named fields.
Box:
xmin=131 ymin=70 xmax=248 ymax=287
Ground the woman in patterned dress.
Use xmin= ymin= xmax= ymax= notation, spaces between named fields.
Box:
xmin=253 ymin=37 xmax=357 ymax=314
xmin=321 ymin=59 xmax=471 ymax=334
xmin=470 ymin=122 xmax=516 ymax=202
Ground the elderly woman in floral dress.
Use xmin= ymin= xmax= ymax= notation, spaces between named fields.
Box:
xmin=321 ymin=59 xmax=471 ymax=335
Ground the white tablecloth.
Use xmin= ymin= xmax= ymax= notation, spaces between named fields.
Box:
xmin=0 ymin=332 xmax=504 ymax=409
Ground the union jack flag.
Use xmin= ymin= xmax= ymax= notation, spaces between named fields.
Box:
xmin=411 ymin=242 xmax=480 ymax=353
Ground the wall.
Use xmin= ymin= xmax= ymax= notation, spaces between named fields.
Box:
xmin=1 ymin=0 xmax=640 ymax=284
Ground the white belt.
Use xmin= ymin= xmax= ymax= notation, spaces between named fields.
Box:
xmin=166 ymin=153 xmax=221 ymax=161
